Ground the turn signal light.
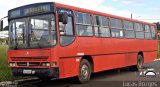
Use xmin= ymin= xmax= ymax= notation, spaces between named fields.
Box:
xmin=52 ymin=62 xmax=57 ymax=67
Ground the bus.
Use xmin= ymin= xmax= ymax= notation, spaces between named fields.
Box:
xmin=8 ymin=2 xmax=158 ymax=83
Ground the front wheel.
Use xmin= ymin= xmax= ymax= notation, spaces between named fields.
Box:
xmin=78 ymin=59 xmax=92 ymax=84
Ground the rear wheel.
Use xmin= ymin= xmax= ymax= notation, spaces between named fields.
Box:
xmin=137 ymin=54 xmax=144 ymax=71
xmin=78 ymin=59 xmax=92 ymax=84
xmin=130 ymin=54 xmax=144 ymax=71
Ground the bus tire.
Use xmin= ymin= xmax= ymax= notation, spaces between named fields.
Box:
xmin=130 ymin=54 xmax=144 ymax=71
xmin=78 ymin=59 xmax=92 ymax=84
xmin=137 ymin=54 xmax=144 ymax=71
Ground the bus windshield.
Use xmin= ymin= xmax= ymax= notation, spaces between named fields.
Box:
xmin=9 ymin=14 xmax=57 ymax=49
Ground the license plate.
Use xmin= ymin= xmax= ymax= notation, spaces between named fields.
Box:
xmin=23 ymin=70 xmax=32 ymax=74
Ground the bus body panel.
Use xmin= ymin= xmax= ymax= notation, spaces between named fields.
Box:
xmin=59 ymin=57 xmax=79 ymax=78
xmin=57 ymin=37 xmax=157 ymax=78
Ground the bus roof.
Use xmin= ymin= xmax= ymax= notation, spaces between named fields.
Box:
xmin=8 ymin=2 xmax=54 ymax=12
xmin=8 ymin=2 xmax=156 ymax=26
xmin=55 ymin=2 xmax=156 ymax=26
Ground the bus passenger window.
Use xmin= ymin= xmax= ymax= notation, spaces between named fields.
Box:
xmin=151 ymin=26 xmax=156 ymax=39
xmin=111 ymin=18 xmax=124 ymax=38
xmin=94 ymin=15 xmax=110 ymax=37
xmin=76 ymin=12 xmax=93 ymax=36
xmin=135 ymin=23 xmax=144 ymax=39
xmin=124 ymin=21 xmax=135 ymax=39
xmin=144 ymin=25 xmax=152 ymax=39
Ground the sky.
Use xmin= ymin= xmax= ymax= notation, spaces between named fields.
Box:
xmin=0 ymin=0 xmax=160 ymax=27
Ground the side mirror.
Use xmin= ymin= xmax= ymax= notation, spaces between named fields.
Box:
xmin=19 ymin=24 xmax=24 ymax=28
xmin=0 ymin=20 xmax=3 ymax=31
xmin=62 ymin=12 xmax=68 ymax=24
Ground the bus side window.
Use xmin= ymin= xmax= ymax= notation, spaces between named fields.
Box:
xmin=75 ymin=12 xmax=93 ymax=36
xmin=58 ymin=8 xmax=75 ymax=46
xmin=144 ymin=25 xmax=152 ymax=39
xmin=151 ymin=26 xmax=157 ymax=39
xmin=124 ymin=21 xmax=135 ymax=39
xmin=135 ymin=23 xmax=144 ymax=39
xmin=94 ymin=15 xmax=110 ymax=37
xmin=110 ymin=18 xmax=123 ymax=38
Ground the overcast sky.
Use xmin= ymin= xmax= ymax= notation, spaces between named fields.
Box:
xmin=0 ymin=0 xmax=160 ymax=27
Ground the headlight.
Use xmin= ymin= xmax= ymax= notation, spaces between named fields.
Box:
xmin=9 ymin=63 xmax=16 ymax=67
xmin=41 ymin=63 xmax=50 ymax=67
xmin=42 ymin=63 xmax=46 ymax=66
xmin=9 ymin=63 xmax=13 ymax=66
xmin=12 ymin=63 xmax=16 ymax=66
xmin=46 ymin=63 xmax=50 ymax=67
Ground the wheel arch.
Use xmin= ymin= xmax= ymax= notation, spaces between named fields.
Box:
xmin=81 ymin=55 xmax=94 ymax=72
xmin=138 ymin=51 xmax=144 ymax=57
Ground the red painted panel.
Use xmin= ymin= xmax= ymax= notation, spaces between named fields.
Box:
xmin=144 ymin=51 xmax=158 ymax=63
xmin=59 ymin=58 xmax=78 ymax=78
xmin=8 ymin=49 xmax=51 ymax=58
xmin=93 ymin=53 xmax=137 ymax=72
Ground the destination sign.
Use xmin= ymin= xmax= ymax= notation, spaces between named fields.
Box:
xmin=10 ymin=10 xmax=21 ymax=18
xmin=8 ymin=3 xmax=54 ymax=19
xmin=58 ymin=9 xmax=73 ymax=16
xmin=24 ymin=5 xmax=51 ymax=15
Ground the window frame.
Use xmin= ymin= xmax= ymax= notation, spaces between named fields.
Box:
xmin=93 ymin=15 xmax=110 ymax=38
xmin=57 ymin=8 xmax=76 ymax=47
xmin=144 ymin=25 xmax=152 ymax=40
xmin=134 ymin=23 xmax=145 ymax=39
xmin=123 ymin=20 xmax=135 ymax=39
xmin=150 ymin=25 xmax=157 ymax=40
xmin=75 ymin=11 xmax=93 ymax=37
xmin=110 ymin=18 xmax=124 ymax=38
xmin=144 ymin=25 xmax=150 ymax=33
xmin=134 ymin=23 xmax=143 ymax=32
xmin=58 ymin=8 xmax=75 ymax=37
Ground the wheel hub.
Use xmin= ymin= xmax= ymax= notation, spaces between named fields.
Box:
xmin=81 ymin=64 xmax=89 ymax=79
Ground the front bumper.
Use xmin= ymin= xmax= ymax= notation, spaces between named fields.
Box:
xmin=12 ymin=68 xmax=59 ymax=78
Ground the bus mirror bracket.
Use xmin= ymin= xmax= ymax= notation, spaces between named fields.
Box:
xmin=0 ymin=20 xmax=3 ymax=31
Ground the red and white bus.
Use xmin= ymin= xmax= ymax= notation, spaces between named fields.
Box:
xmin=8 ymin=2 xmax=158 ymax=83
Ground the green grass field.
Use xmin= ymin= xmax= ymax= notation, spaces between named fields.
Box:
xmin=0 ymin=45 xmax=30 ymax=81
xmin=158 ymin=41 xmax=160 ymax=58
xmin=0 ymin=45 xmax=12 ymax=81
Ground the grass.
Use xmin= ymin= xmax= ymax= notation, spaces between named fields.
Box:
xmin=158 ymin=40 xmax=160 ymax=59
xmin=0 ymin=45 xmax=29 ymax=82
xmin=0 ymin=45 xmax=12 ymax=81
